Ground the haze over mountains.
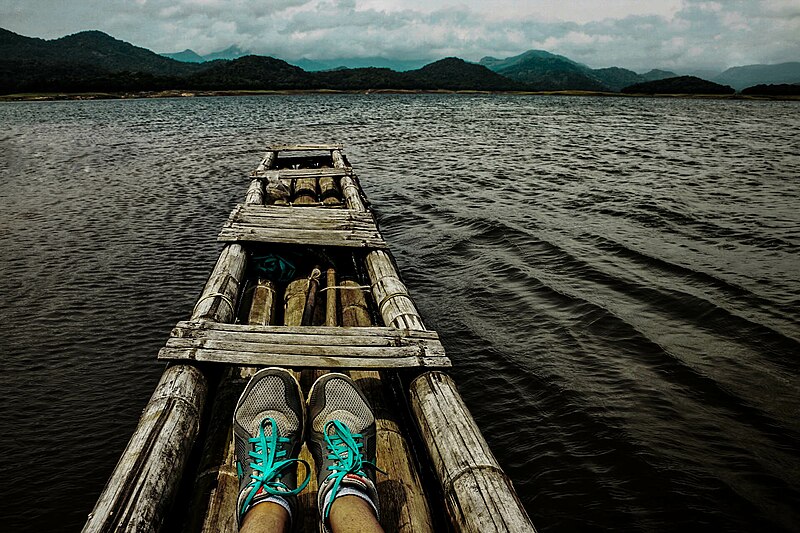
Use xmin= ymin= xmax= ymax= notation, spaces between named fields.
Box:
xmin=1 ymin=28 xmax=798 ymax=95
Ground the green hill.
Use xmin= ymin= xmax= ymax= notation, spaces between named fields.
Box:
xmin=592 ymin=67 xmax=645 ymax=92
xmin=622 ymin=76 xmax=735 ymax=95
xmin=185 ymin=55 xmax=313 ymax=89
xmin=641 ymin=69 xmax=677 ymax=81
xmin=480 ymin=50 xmax=609 ymax=91
xmin=0 ymin=29 xmax=202 ymax=76
xmin=406 ymin=57 xmax=521 ymax=90
xmin=741 ymin=83 xmax=800 ymax=96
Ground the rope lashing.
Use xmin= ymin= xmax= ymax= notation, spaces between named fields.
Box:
xmin=320 ymin=284 xmax=371 ymax=292
xmin=193 ymin=292 xmax=235 ymax=317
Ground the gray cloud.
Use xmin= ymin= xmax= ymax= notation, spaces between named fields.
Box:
xmin=0 ymin=0 xmax=797 ymax=72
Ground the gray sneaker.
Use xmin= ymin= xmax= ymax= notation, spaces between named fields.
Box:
xmin=307 ymin=373 xmax=381 ymax=531
xmin=233 ymin=367 xmax=310 ymax=525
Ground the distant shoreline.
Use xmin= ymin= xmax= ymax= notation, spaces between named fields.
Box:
xmin=1 ymin=89 xmax=798 ymax=102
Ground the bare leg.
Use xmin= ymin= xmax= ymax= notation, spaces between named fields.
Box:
xmin=329 ymin=495 xmax=385 ymax=533
xmin=240 ymin=502 xmax=290 ymax=533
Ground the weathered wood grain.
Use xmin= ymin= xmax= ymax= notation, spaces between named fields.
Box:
xmin=292 ymin=177 xmax=319 ymax=205
xmin=218 ymin=205 xmax=387 ymax=248
xmin=252 ymin=168 xmax=350 ymax=180
xmin=218 ymin=228 xmax=386 ymax=249
xmin=319 ymin=176 xmax=342 ymax=205
xmin=244 ymin=179 xmax=264 ymax=206
xmin=254 ymin=150 xmax=276 ymax=173
xmin=246 ymin=279 xmax=277 ymax=326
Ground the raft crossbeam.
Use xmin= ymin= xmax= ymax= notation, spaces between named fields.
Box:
xmin=158 ymin=322 xmax=450 ymax=368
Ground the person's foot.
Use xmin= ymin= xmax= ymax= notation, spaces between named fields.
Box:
xmin=233 ymin=367 xmax=310 ymax=526
xmin=307 ymin=373 xmax=381 ymax=532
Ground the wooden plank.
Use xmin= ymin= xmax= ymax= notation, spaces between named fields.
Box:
xmin=218 ymin=228 xmax=386 ymax=248
xmin=169 ymin=321 xmax=441 ymax=340
xmin=228 ymin=217 xmax=376 ymax=231
xmin=169 ymin=331 xmax=439 ymax=348
xmin=158 ymin=347 xmax=449 ymax=369
xmin=269 ymin=143 xmax=343 ymax=151
xmin=158 ymin=321 xmax=449 ymax=368
xmin=229 ymin=204 xmax=367 ymax=219
xmin=252 ymin=168 xmax=350 ymax=179
xmin=163 ymin=337 xmax=441 ymax=358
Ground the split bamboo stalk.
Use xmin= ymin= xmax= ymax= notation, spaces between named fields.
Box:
xmin=343 ymin=281 xmax=435 ymax=533
xmin=83 ymin=244 xmax=247 ymax=533
xmin=301 ymin=267 xmax=322 ymax=326
xmin=283 ymin=276 xmax=323 ymax=533
xmin=333 ymin=148 xmax=536 ymax=532
xmin=325 ymin=268 xmax=338 ymax=326
xmin=192 ymin=282 xmax=277 ymax=532
xmin=255 ymin=150 xmax=277 ymax=172
xmin=319 ymin=176 xmax=342 ymax=205
xmin=409 ymin=373 xmax=536 ymax=532
xmin=247 ymin=279 xmax=278 ymax=326
xmin=244 ymin=179 xmax=264 ymax=206
xmin=292 ymin=177 xmax=319 ymax=205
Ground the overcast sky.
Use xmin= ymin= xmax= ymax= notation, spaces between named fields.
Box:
xmin=2 ymin=0 xmax=798 ymax=72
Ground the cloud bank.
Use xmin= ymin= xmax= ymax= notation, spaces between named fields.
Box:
xmin=1 ymin=0 xmax=798 ymax=72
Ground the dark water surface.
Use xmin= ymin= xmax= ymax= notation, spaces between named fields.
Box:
xmin=1 ymin=95 xmax=798 ymax=532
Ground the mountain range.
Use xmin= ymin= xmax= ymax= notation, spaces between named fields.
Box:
xmin=1 ymin=28 xmax=797 ymax=95
xmin=163 ymin=45 xmax=250 ymax=63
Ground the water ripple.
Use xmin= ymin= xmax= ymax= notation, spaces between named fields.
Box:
xmin=1 ymin=95 xmax=799 ymax=532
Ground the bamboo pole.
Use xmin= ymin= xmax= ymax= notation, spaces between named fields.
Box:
xmin=325 ymin=268 xmax=338 ymax=326
xmin=283 ymin=276 xmax=324 ymax=532
xmin=244 ymin=179 xmax=264 ymax=206
xmin=343 ymin=281 xmax=435 ymax=533
xmin=83 ymin=245 xmax=247 ymax=533
xmin=255 ymin=150 xmax=276 ymax=172
xmin=319 ymin=176 xmax=342 ymax=205
xmin=247 ymin=279 xmax=278 ymax=326
xmin=409 ymin=373 xmax=536 ymax=532
xmin=333 ymin=148 xmax=536 ymax=532
xmin=292 ymin=177 xmax=319 ymax=205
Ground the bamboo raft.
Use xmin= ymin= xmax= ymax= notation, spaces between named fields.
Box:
xmin=83 ymin=145 xmax=536 ymax=533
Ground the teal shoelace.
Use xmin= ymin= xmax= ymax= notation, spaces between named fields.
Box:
xmin=239 ymin=417 xmax=310 ymax=520
xmin=322 ymin=419 xmax=385 ymax=520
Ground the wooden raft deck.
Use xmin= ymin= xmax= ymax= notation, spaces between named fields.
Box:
xmin=83 ymin=145 xmax=536 ymax=533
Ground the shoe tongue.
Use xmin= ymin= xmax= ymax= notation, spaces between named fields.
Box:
xmin=326 ymin=410 xmax=363 ymax=434
xmin=251 ymin=410 xmax=289 ymax=437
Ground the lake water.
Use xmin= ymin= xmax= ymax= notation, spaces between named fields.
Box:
xmin=1 ymin=94 xmax=798 ymax=532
